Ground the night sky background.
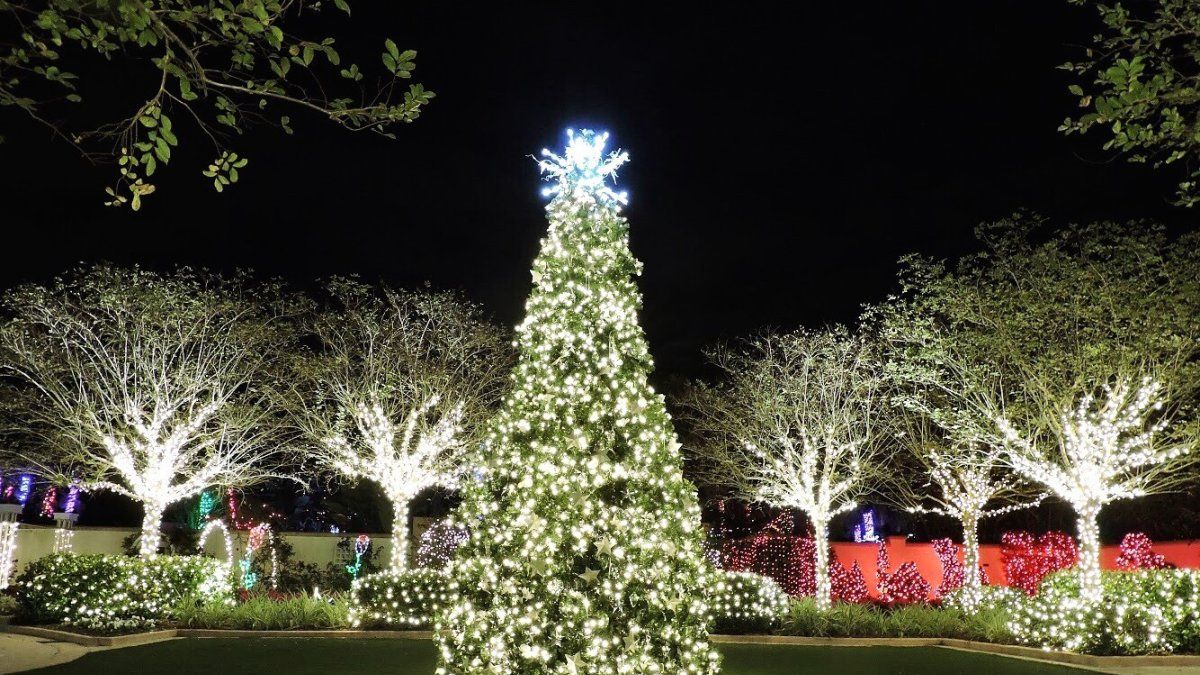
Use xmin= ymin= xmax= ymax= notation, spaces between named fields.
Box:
xmin=1 ymin=3 xmax=1197 ymax=536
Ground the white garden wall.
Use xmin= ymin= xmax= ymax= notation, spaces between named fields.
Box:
xmin=7 ymin=517 xmax=434 ymax=577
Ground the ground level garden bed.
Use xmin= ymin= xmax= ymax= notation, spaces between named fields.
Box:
xmin=20 ymin=638 xmax=1092 ymax=675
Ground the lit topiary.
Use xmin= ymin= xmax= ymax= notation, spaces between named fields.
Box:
xmin=16 ymin=553 xmax=231 ymax=632
xmin=1009 ymin=569 xmax=1200 ymax=655
xmin=436 ymin=129 xmax=718 ymax=673
xmin=708 ymin=570 xmax=789 ymax=634
xmin=348 ymin=567 xmax=452 ymax=629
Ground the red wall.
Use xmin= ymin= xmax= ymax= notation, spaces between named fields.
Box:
xmin=830 ymin=536 xmax=1200 ymax=599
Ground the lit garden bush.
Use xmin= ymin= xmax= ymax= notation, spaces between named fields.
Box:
xmin=348 ymin=568 xmax=452 ymax=629
xmin=1010 ymin=569 xmax=1200 ymax=655
xmin=708 ymin=570 xmax=790 ymax=634
xmin=16 ymin=553 xmax=231 ymax=632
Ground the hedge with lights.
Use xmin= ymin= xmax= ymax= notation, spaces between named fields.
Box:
xmin=1010 ymin=569 xmax=1200 ymax=655
xmin=16 ymin=553 xmax=231 ymax=632
xmin=348 ymin=567 xmax=452 ymax=629
xmin=708 ymin=570 xmax=790 ymax=634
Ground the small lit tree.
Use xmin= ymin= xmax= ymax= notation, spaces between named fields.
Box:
xmin=0 ymin=266 xmax=299 ymax=558
xmin=897 ymin=430 xmax=1043 ymax=609
xmin=682 ymin=327 xmax=893 ymax=610
xmin=996 ymin=377 xmax=1195 ymax=602
xmin=289 ymin=280 xmax=510 ymax=570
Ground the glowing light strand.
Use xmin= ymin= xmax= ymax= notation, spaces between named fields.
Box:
xmin=997 ymin=377 xmax=1191 ymax=604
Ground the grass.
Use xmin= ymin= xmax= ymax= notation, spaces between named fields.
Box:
xmin=24 ymin=638 xmax=1091 ymax=674
xmin=777 ymin=598 xmax=1016 ymax=643
xmin=171 ymin=593 xmax=351 ymax=630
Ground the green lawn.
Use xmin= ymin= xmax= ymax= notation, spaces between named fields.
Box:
xmin=25 ymin=638 xmax=1090 ymax=674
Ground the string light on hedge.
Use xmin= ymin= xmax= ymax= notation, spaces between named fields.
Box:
xmin=16 ymin=553 xmax=232 ymax=631
xmin=1009 ymin=568 xmax=1200 ymax=654
xmin=708 ymin=570 xmax=789 ymax=633
xmin=349 ymin=567 xmax=452 ymax=629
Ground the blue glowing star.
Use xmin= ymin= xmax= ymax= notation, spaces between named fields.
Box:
xmin=537 ymin=128 xmax=630 ymax=207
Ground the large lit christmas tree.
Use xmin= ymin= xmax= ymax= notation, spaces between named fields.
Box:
xmin=436 ymin=129 xmax=718 ymax=674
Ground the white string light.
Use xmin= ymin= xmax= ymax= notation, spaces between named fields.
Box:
xmin=997 ymin=377 xmax=1191 ymax=604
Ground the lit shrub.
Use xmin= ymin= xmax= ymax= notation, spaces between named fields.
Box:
xmin=348 ymin=568 xmax=452 ymax=629
xmin=707 ymin=570 xmax=789 ymax=634
xmin=1010 ymin=569 xmax=1200 ymax=655
xmin=943 ymin=584 xmax=1022 ymax=614
xmin=16 ymin=553 xmax=231 ymax=632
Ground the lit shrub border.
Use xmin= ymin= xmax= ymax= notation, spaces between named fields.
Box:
xmin=1010 ymin=569 xmax=1200 ymax=655
xmin=708 ymin=569 xmax=790 ymax=634
xmin=16 ymin=553 xmax=232 ymax=632
xmin=348 ymin=568 xmax=452 ymax=629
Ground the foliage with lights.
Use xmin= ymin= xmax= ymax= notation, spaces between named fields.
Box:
xmin=436 ymin=129 xmax=718 ymax=673
xmin=287 ymin=279 xmax=511 ymax=572
xmin=681 ymin=327 xmax=893 ymax=611
xmin=1009 ymin=568 xmax=1200 ymax=655
xmin=0 ymin=266 xmax=301 ymax=558
xmin=707 ymin=570 xmax=789 ymax=634
xmin=15 ymin=553 xmax=231 ymax=632
xmin=348 ymin=567 xmax=452 ymax=629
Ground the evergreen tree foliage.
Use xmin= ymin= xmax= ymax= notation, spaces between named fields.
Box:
xmin=436 ymin=130 xmax=718 ymax=673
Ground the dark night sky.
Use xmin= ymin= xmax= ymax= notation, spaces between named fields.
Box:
xmin=1 ymin=2 xmax=1194 ymax=378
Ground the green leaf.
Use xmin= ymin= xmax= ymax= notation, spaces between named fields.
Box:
xmin=385 ymin=38 xmax=399 ymax=58
xmin=333 ymin=0 xmax=350 ymax=14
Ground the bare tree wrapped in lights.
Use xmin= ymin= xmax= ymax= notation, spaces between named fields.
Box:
xmin=872 ymin=217 xmax=1200 ymax=606
xmin=996 ymin=377 xmax=1195 ymax=603
xmin=287 ymin=280 xmax=511 ymax=571
xmin=681 ymin=327 xmax=894 ymax=610
xmin=438 ymin=130 xmax=718 ymax=673
xmin=898 ymin=438 xmax=1043 ymax=609
xmin=0 ymin=266 xmax=299 ymax=558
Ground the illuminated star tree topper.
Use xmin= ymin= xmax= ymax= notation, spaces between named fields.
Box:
xmin=537 ymin=128 xmax=630 ymax=207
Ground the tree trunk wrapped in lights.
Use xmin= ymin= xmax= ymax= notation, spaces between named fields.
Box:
xmin=437 ymin=129 xmax=718 ymax=673
xmin=681 ymin=327 xmax=893 ymax=611
xmin=896 ymin=429 xmax=1043 ymax=610
xmin=288 ymin=280 xmax=511 ymax=572
xmin=0 ymin=266 xmax=300 ymax=558
xmin=997 ymin=377 xmax=1194 ymax=603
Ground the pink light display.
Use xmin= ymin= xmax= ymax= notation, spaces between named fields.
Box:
xmin=1000 ymin=530 xmax=1078 ymax=595
xmin=829 ymin=555 xmax=869 ymax=603
xmin=932 ymin=538 xmax=986 ymax=598
xmin=1115 ymin=532 xmax=1169 ymax=571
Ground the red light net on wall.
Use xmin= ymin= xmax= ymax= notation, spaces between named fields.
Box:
xmin=719 ymin=511 xmax=815 ymax=597
xmin=875 ymin=541 xmax=930 ymax=605
xmin=1115 ymin=532 xmax=1169 ymax=571
xmin=1000 ymin=530 xmax=1078 ymax=595
xmin=830 ymin=555 xmax=870 ymax=603
xmin=931 ymin=537 xmax=986 ymax=598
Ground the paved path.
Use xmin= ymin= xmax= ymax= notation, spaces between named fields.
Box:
xmin=0 ymin=633 xmax=98 ymax=673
